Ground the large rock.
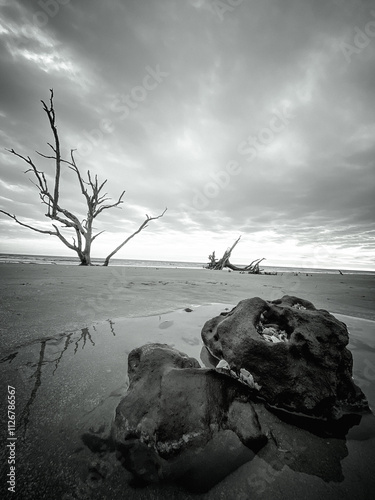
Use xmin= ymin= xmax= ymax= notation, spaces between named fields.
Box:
xmin=111 ymin=343 xmax=266 ymax=490
xmin=201 ymin=295 xmax=369 ymax=419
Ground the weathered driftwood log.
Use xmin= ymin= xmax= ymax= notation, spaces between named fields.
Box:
xmin=226 ymin=258 xmax=266 ymax=273
xmin=206 ymin=236 xmax=265 ymax=273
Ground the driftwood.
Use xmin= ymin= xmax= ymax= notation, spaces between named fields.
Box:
xmin=206 ymin=236 xmax=265 ymax=273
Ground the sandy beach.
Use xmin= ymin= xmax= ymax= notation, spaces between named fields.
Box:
xmin=1 ymin=263 xmax=375 ymax=500
xmin=0 ymin=263 xmax=374 ymax=355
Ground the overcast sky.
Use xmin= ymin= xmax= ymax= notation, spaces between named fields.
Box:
xmin=0 ymin=0 xmax=374 ymax=269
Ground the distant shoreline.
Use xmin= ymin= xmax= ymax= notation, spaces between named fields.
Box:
xmin=0 ymin=253 xmax=374 ymax=275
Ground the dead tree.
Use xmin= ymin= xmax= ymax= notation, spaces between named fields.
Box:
xmin=206 ymin=236 xmax=265 ymax=273
xmin=0 ymin=90 xmax=166 ymax=265
xmin=207 ymin=236 xmax=242 ymax=270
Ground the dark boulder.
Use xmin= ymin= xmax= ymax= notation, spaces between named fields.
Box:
xmin=111 ymin=343 xmax=266 ymax=490
xmin=201 ymin=295 xmax=369 ymax=419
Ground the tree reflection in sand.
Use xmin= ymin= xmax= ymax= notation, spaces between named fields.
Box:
xmin=2 ymin=327 xmax=98 ymax=437
xmin=0 ymin=307 xmax=374 ymax=500
xmin=1 ymin=317 xmax=124 ymax=438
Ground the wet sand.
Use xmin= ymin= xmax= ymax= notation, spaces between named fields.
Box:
xmin=0 ymin=264 xmax=375 ymax=499
xmin=0 ymin=263 xmax=374 ymax=355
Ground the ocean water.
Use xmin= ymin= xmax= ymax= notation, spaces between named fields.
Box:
xmin=0 ymin=252 xmax=374 ymax=275
xmin=0 ymin=252 xmax=205 ymax=269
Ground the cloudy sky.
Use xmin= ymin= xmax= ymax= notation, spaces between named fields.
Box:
xmin=0 ymin=0 xmax=374 ymax=270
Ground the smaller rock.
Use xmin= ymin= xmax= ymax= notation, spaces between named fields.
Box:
xmin=112 ymin=343 xmax=267 ymax=489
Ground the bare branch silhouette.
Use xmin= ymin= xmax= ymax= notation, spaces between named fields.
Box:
xmin=1 ymin=90 xmax=166 ymax=265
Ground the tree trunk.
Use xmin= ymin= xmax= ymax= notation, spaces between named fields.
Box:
xmin=77 ymin=221 xmax=93 ymax=265
xmin=79 ymin=253 xmax=91 ymax=266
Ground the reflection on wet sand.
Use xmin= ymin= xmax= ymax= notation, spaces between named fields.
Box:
xmin=0 ymin=306 xmax=374 ymax=499
xmin=17 ymin=341 xmax=45 ymax=437
xmin=200 ymin=343 xmax=373 ymax=486
xmin=1 ymin=325 xmax=111 ymax=437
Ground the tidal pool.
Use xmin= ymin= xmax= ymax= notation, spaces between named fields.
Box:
xmin=0 ymin=305 xmax=374 ymax=499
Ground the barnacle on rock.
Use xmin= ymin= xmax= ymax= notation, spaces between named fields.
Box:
xmin=216 ymin=360 xmax=261 ymax=390
xmin=258 ymin=323 xmax=289 ymax=343
xmin=216 ymin=359 xmax=230 ymax=370
xmin=292 ymin=303 xmax=307 ymax=310
xmin=239 ymin=368 xmax=262 ymax=390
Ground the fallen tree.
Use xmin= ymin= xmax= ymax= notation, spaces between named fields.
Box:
xmin=206 ymin=236 xmax=265 ymax=273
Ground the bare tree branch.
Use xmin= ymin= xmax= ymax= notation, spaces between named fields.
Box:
xmin=1 ymin=91 xmax=167 ymax=266
xmin=52 ymin=224 xmax=79 ymax=252
xmin=61 ymin=151 xmax=125 ymax=218
xmin=41 ymin=89 xmax=60 ymax=215
xmin=91 ymin=230 xmax=105 ymax=242
xmin=94 ymin=191 xmax=125 ymax=217
xmin=35 ymin=151 xmax=56 ymax=161
xmin=103 ymin=208 xmax=167 ymax=266
xmin=0 ymin=210 xmax=58 ymax=236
